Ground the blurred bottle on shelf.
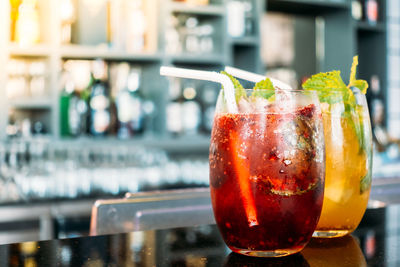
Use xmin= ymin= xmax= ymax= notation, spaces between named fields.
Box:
xmin=115 ymin=64 xmax=144 ymax=138
xmin=72 ymin=0 xmax=108 ymax=46
xmin=61 ymin=61 xmax=92 ymax=137
xmin=182 ymin=82 xmax=201 ymax=134
xmin=200 ymin=85 xmax=217 ymax=132
xmin=14 ymin=0 xmax=40 ymax=47
xmin=227 ymin=0 xmax=254 ymax=38
xmin=166 ymin=14 xmax=215 ymax=55
xmin=185 ymin=17 xmax=201 ymax=53
xmin=60 ymin=0 xmax=75 ymax=44
xmin=167 ymin=78 xmax=183 ymax=135
xmin=370 ymin=75 xmax=381 ymax=95
xmin=165 ymin=16 xmax=182 ymax=54
xmin=227 ymin=0 xmax=245 ymax=38
xmin=243 ymin=0 xmax=254 ymax=36
xmin=167 ymin=78 xmax=202 ymax=136
xmin=108 ymin=0 xmax=157 ymax=52
xmin=199 ymin=23 xmax=214 ymax=53
xmin=68 ymin=84 xmax=87 ymax=137
xmin=126 ymin=68 xmax=144 ymax=135
xmin=60 ymin=62 xmax=90 ymax=138
xmin=9 ymin=0 xmax=21 ymax=42
xmin=61 ymin=60 xmax=151 ymax=138
xmin=125 ymin=0 xmax=146 ymax=52
xmin=6 ymin=114 xmax=19 ymax=138
xmin=6 ymin=114 xmax=47 ymax=138
xmin=29 ymin=61 xmax=46 ymax=97
xmin=365 ymin=0 xmax=378 ymax=24
xmin=352 ymin=0 xmax=363 ymax=20
xmin=89 ymin=60 xmax=111 ymax=136
xmin=59 ymin=78 xmax=72 ymax=137
xmin=6 ymin=59 xmax=47 ymax=99
xmin=21 ymin=118 xmax=31 ymax=138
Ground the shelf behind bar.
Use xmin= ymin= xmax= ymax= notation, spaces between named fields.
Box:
xmin=8 ymin=43 xmax=52 ymax=57
xmin=169 ymin=54 xmax=226 ymax=65
xmin=169 ymin=2 xmax=225 ymax=16
xmin=57 ymin=135 xmax=211 ymax=153
xmin=8 ymin=98 xmax=52 ymax=110
xmin=267 ymin=0 xmax=349 ymax=15
xmin=229 ymin=36 xmax=260 ymax=46
xmin=357 ymin=21 xmax=386 ymax=33
xmin=60 ymin=45 xmax=162 ymax=62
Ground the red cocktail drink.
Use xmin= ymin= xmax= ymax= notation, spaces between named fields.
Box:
xmin=209 ymin=89 xmax=325 ymax=257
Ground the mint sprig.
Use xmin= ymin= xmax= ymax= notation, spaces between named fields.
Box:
xmin=220 ymin=72 xmax=277 ymax=102
xmin=220 ymin=71 xmax=246 ymax=102
xmin=252 ymin=78 xmax=275 ymax=100
xmin=349 ymin=56 xmax=368 ymax=94
xmin=302 ymin=56 xmax=370 ymax=187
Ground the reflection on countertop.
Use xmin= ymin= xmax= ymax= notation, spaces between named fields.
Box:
xmin=1 ymin=202 xmax=399 ymax=266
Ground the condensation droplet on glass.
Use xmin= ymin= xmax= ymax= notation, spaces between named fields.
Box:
xmin=283 ymin=160 xmax=292 ymax=166
xmin=249 ymin=175 xmax=258 ymax=182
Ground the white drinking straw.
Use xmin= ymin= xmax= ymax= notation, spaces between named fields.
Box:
xmin=160 ymin=66 xmax=238 ymax=113
xmin=224 ymin=66 xmax=292 ymax=90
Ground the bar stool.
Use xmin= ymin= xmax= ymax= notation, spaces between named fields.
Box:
xmin=90 ymin=188 xmax=215 ymax=236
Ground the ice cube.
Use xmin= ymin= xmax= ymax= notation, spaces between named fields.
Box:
xmin=252 ymin=97 xmax=270 ymax=113
xmin=238 ymin=98 xmax=252 ymax=113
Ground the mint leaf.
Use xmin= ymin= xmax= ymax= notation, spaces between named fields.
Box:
xmin=360 ymin=171 xmax=372 ymax=194
xmin=220 ymin=71 xmax=246 ymax=102
xmin=348 ymin=56 xmax=368 ymax=94
xmin=303 ymin=71 xmax=347 ymax=91
xmin=303 ymin=71 xmax=350 ymax=104
xmin=254 ymin=78 xmax=274 ymax=90
xmin=252 ymin=78 xmax=275 ymax=99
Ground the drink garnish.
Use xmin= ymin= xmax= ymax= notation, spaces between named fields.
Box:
xmin=229 ymin=129 xmax=259 ymax=227
xmin=220 ymin=72 xmax=276 ymax=101
xmin=349 ymin=56 xmax=369 ymax=94
xmin=302 ymin=56 xmax=367 ymax=105
xmin=302 ymin=56 xmax=371 ymax=194
xmin=254 ymin=78 xmax=274 ymax=90
xmin=220 ymin=71 xmax=246 ymax=102
xmin=252 ymin=78 xmax=275 ymax=100
xmin=302 ymin=70 xmax=355 ymax=107
xmin=302 ymin=57 xmax=365 ymax=143
xmin=360 ymin=172 xmax=372 ymax=194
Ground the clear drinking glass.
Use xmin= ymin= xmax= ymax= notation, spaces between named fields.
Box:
xmin=314 ymin=87 xmax=373 ymax=238
xmin=209 ymin=89 xmax=325 ymax=257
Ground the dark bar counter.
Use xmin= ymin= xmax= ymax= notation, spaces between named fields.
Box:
xmin=0 ymin=201 xmax=396 ymax=266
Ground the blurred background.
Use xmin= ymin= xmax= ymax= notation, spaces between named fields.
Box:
xmin=0 ymin=0 xmax=398 ymax=242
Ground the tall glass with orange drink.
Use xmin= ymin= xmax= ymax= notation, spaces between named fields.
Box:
xmin=303 ymin=56 xmax=373 ymax=238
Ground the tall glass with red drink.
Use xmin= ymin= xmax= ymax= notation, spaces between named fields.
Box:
xmin=209 ymin=88 xmax=325 ymax=257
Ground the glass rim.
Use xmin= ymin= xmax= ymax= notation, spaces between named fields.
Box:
xmin=219 ymin=88 xmax=313 ymax=93
xmin=304 ymin=87 xmax=363 ymax=93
